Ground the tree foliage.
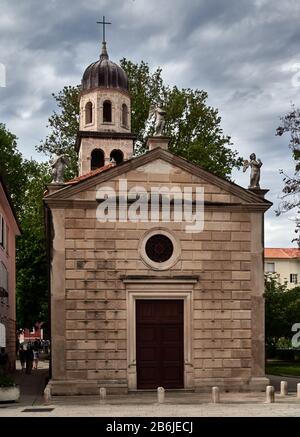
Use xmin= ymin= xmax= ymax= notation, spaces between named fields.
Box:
xmin=16 ymin=161 xmax=51 ymax=328
xmin=121 ymin=59 xmax=242 ymax=178
xmin=0 ymin=123 xmax=50 ymax=329
xmin=265 ymin=274 xmax=300 ymax=354
xmin=36 ymin=85 xmax=80 ymax=177
xmin=37 ymin=59 xmax=242 ymax=179
xmin=276 ymin=106 xmax=300 ymax=246
xmin=0 ymin=123 xmax=28 ymax=215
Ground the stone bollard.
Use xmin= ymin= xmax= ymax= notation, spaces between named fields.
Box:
xmin=157 ymin=387 xmax=165 ymax=404
xmin=212 ymin=386 xmax=220 ymax=404
xmin=265 ymin=385 xmax=275 ymax=403
xmin=297 ymin=383 xmax=300 ymax=399
xmin=43 ymin=386 xmax=51 ymax=405
xmin=280 ymin=381 xmax=288 ymax=396
xmin=99 ymin=387 xmax=107 ymax=404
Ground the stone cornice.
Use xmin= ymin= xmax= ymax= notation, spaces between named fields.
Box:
xmin=75 ymin=130 xmax=137 ymax=152
xmin=121 ymin=275 xmax=199 ymax=283
xmin=43 ymin=198 xmax=270 ymax=212
xmin=80 ymin=86 xmax=131 ymax=99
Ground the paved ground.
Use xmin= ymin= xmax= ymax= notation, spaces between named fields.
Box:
xmin=1 ymin=361 xmax=300 ymax=416
xmin=11 ymin=359 xmax=49 ymax=406
xmin=1 ymin=393 xmax=300 ymax=417
xmin=268 ymin=374 xmax=300 ymax=392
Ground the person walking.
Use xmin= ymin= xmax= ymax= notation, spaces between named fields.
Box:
xmin=33 ymin=349 xmax=39 ymax=370
xmin=25 ymin=346 xmax=33 ymax=374
xmin=19 ymin=345 xmax=26 ymax=371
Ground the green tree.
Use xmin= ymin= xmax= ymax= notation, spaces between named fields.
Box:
xmin=36 ymin=85 xmax=80 ymax=177
xmin=0 ymin=123 xmax=50 ymax=329
xmin=265 ymin=274 xmax=300 ymax=355
xmin=37 ymin=60 xmax=242 ymax=179
xmin=0 ymin=123 xmax=28 ymax=214
xmin=265 ymin=274 xmax=288 ymax=354
xmin=276 ymin=106 xmax=300 ymax=246
xmin=16 ymin=161 xmax=51 ymax=329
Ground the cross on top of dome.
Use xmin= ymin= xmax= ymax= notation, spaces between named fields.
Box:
xmin=81 ymin=16 xmax=128 ymax=92
xmin=96 ymin=16 xmax=111 ymax=60
xmin=96 ymin=15 xmax=111 ymax=43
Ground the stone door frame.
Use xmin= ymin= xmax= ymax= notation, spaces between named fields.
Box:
xmin=123 ymin=278 xmax=196 ymax=390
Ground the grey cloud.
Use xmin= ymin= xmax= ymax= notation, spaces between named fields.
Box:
xmin=0 ymin=0 xmax=300 ymax=245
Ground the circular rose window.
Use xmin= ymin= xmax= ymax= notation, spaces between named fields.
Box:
xmin=145 ymin=234 xmax=174 ymax=263
xmin=139 ymin=229 xmax=180 ymax=270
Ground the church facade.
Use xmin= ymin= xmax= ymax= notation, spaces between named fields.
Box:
xmin=44 ymin=40 xmax=271 ymax=395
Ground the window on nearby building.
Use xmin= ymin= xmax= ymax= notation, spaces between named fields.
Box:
xmin=85 ymin=101 xmax=93 ymax=124
xmin=266 ymin=262 xmax=275 ymax=273
xmin=103 ymin=100 xmax=112 ymax=123
xmin=110 ymin=149 xmax=124 ymax=165
xmin=122 ymin=103 xmax=128 ymax=127
xmin=0 ymin=323 xmax=6 ymax=348
xmin=0 ymin=261 xmax=8 ymax=305
xmin=5 ymin=225 xmax=9 ymax=255
xmin=290 ymin=273 xmax=298 ymax=284
xmin=0 ymin=215 xmax=7 ymax=252
xmin=0 ymin=214 xmax=3 ymax=247
xmin=91 ymin=149 xmax=105 ymax=170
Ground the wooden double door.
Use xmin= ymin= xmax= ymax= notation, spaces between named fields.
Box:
xmin=136 ymin=299 xmax=184 ymax=389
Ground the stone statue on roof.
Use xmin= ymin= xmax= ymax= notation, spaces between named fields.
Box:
xmin=243 ymin=153 xmax=263 ymax=189
xmin=50 ymin=154 xmax=70 ymax=184
xmin=149 ymin=105 xmax=167 ymax=136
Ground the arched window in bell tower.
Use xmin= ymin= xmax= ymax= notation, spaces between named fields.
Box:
xmin=103 ymin=100 xmax=112 ymax=123
xmin=91 ymin=148 xmax=105 ymax=170
xmin=110 ymin=149 xmax=124 ymax=165
xmin=85 ymin=101 xmax=93 ymax=124
xmin=122 ymin=103 xmax=128 ymax=127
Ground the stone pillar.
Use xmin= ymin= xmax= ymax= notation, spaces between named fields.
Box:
xmin=50 ymin=208 xmax=66 ymax=381
xmin=249 ymin=212 xmax=269 ymax=390
xmin=157 ymin=387 xmax=165 ymax=403
xmin=99 ymin=387 xmax=107 ymax=403
xmin=44 ymin=385 xmax=51 ymax=404
xmin=297 ymin=383 xmax=300 ymax=399
xmin=248 ymin=188 xmax=269 ymax=199
xmin=147 ymin=136 xmax=170 ymax=151
xmin=280 ymin=381 xmax=288 ymax=396
xmin=265 ymin=385 xmax=275 ymax=403
xmin=46 ymin=183 xmax=65 ymax=195
xmin=212 ymin=387 xmax=220 ymax=403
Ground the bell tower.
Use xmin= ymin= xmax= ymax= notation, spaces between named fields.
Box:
xmin=76 ymin=18 xmax=136 ymax=175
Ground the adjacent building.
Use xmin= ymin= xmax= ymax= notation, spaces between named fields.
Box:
xmin=44 ymin=38 xmax=272 ymax=395
xmin=0 ymin=176 xmax=21 ymax=370
xmin=264 ymin=248 xmax=300 ymax=289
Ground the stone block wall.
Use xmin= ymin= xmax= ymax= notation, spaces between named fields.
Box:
xmin=79 ymin=88 xmax=131 ymax=133
xmin=78 ymin=137 xmax=134 ymax=175
xmin=48 ymin=160 xmax=267 ymax=394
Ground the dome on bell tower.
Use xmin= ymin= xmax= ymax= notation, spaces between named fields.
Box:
xmin=77 ymin=24 xmax=136 ymax=177
xmin=81 ymin=42 xmax=129 ymax=92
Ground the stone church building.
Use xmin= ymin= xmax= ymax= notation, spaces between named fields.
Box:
xmin=44 ymin=39 xmax=271 ymax=395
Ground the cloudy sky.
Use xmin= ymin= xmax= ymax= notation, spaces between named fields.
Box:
xmin=1 ymin=0 xmax=300 ymax=247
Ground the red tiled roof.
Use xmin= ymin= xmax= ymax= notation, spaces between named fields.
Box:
xmin=264 ymin=248 xmax=300 ymax=259
xmin=65 ymin=164 xmax=114 ymax=185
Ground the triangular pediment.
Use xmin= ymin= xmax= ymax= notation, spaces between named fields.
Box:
xmin=44 ymin=148 xmax=271 ymax=208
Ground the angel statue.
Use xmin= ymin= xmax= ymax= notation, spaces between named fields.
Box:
xmin=243 ymin=153 xmax=263 ymax=189
xmin=50 ymin=154 xmax=70 ymax=183
xmin=149 ymin=105 xmax=166 ymax=136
